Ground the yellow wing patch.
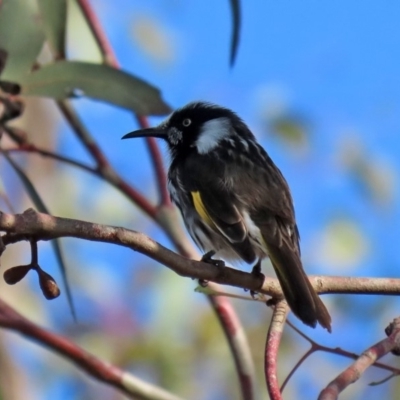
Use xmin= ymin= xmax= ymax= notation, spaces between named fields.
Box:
xmin=191 ymin=191 xmax=216 ymax=228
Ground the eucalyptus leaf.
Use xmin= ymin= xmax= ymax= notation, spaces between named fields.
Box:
xmin=37 ymin=0 xmax=67 ymax=59
xmin=20 ymin=61 xmax=171 ymax=116
xmin=0 ymin=0 xmax=45 ymax=81
xmin=228 ymin=0 xmax=241 ymax=67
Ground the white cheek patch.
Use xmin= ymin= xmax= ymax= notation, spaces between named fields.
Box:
xmin=196 ymin=117 xmax=230 ymax=154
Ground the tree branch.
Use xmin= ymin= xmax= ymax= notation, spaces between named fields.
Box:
xmin=264 ymin=301 xmax=289 ymax=400
xmin=2 ymin=210 xmax=400 ymax=298
xmin=0 ymin=297 xmax=185 ymax=400
xmin=318 ymin=317 xmax=400 ymax=400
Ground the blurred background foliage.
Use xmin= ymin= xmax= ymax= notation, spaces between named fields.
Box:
xmin=1 ymin=0 xmax=400 ymax=399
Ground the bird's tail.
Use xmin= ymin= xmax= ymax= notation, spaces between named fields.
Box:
xmin=266 ymin=242 xmax=332 ymax=332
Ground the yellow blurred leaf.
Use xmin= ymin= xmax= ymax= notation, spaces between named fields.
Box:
xmin=314 ymin=219 xmax=368 ymax=271
xmin=340 ymin=136 xmax=395 ymax=205
xmin=131 ymin=15 xmax=175 ymax=64
xmin=270 ymin=115 xmax=309 ymax=147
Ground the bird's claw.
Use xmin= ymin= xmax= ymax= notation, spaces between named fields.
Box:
xmin=198 ymin=251 xmax=225 ymax=287
xmin=266 ymin=297 xmax=279 ymax=306
xmin=201 ymin=250 xmax=225 ymax=268
xmin=250 ymin=263 xmax=265 ymax=298
xmin=198 ymin=279 xmax=209 ymax=287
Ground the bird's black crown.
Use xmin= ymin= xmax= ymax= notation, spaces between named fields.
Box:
xmin=162 ymin=102 xmax=255 ymax=155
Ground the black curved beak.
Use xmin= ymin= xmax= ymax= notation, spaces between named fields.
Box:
xmin=122 ymin=127 xmax=167 ymax=140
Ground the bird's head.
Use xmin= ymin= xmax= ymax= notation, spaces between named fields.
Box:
xmin=122 ymin=102 xmax=253 ymax=158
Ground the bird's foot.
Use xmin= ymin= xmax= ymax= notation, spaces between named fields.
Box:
xmin=199 ymin=251 xmax=225 ymax=287
xmin=250 ymin=261 xmax=264 ymax=298
xmin=266 ymin=297 xmax=278 ymax=307
xmin=201 ymin=250 xmax=225 ymax=268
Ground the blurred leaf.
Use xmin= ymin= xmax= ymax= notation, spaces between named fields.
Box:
xmin=20 ymin=61 xmax=171 ymax=115
xmin=3 ymin=151 xmax=47 ymax=209
xmin=340 ymin=137 xmax=395 ymax=205
xmin=353 ymin=160 xmax=394 ymax=205
xmin=37 ymin=0 xmax=67 ymax=59
xmin=269 ymin=115 xmax=309 ymax=147
xmin=228 ymin=0 xmax=241 ymax=67
xmin=315 ymin=219 xmax=367 ymax=271
xmin=131 ymin=15 xmax=175 ymax=64
xmin=2 ymin=151 xmax=75 ymax=317
xmin=0 ymin=0 xmax=45 ymax=81
xmin=0 ymin=175 xmax=15 ymax=213
xmin=48 ymin=240 xmax=71 ymax=303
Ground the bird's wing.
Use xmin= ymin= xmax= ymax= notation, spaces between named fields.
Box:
xmin=226 ymin=143 xmax=296 ymax=224
xmin=181 ymin=154 xmax=256 ymax=263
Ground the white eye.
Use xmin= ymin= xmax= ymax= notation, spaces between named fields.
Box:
xmin=182 ymin=118 xmax=191 ymax=127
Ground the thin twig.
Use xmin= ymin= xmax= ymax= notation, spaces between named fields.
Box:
xmin=281 ymin=320 xmax=400 ymax=392
xmin=56 ymin=100 xmax=110 ymax=170
xmin=280 ymin=347 xmax=315 ymax=392
xmin=5 ymin=147 xmax=95 ymax=174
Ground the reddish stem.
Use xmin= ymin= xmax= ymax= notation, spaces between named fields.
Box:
xmin=76 ymin=0 xmax=170 ymax=207
xmin=265 ymin=301 xmax=289 ymax=400
xmin=209 ymin=291 xmax=255 ymax=400
xmin=75 ymin=0 xmax=119 ymax=67
xmin=137 ymin=115 xmax=171 ymax=206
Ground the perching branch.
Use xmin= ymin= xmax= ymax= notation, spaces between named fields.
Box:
xmin=2 ymin=209 xmax=400 ymax=298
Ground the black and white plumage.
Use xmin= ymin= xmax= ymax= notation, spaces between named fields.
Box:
xmin=122 ymin=102 xmax=331 ymax=331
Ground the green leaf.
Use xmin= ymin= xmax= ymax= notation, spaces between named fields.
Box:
xmin=20 ymin=61 xmax=171 ymax=116
xmin=228 ymin=0 xmax=241 ymax=67
xmin=0 ymin=0 xmax=45 ymax=81
xmin=37 ymin=0 xmax=67 ymax=59
xmin=2 ymin=151 xmax=76 ymax=318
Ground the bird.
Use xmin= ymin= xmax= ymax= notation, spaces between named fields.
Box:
xmin=122 ymin=101 xmax=331 ymax=332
